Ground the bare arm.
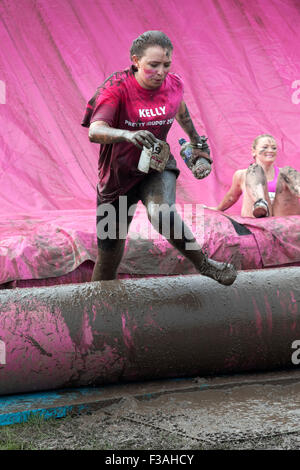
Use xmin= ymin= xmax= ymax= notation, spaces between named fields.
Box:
xmin=89 ymin=121 xmax=158 ymax=149
xmin=175 ymin=100 xmax=213 ymax=180
xmin=175 ymin=101 xmax=202 ymax=145
xmin=213 ymin=170 xmax=243 ymax=211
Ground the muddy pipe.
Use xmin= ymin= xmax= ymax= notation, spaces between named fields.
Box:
xmin=0 ymin=268 xmax=300 ymax=395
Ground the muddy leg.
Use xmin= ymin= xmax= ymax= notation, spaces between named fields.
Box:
xmin=272 ymin=166 xmax=300 ymax=216
xmin=245 ymin=164 xmax=272 ymax=216
xmin=92 ymin=197 xmax=136 ymax=281
xmin=91 ymin=240 xmax=127 ymax=281
xmin=140 ymin=171 xmax=237 ymax=285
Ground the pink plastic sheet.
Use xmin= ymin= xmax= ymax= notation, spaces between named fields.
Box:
xmin=1 ymin=206 xmax=300 ymax=286
xmin=1 ymin=0 xmax=300 ymax=284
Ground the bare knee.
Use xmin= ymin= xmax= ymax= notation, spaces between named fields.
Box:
xmin=246 ymin=163 xmax=266 ymax=181
xmin=247 ymin=163 xmax=260 ymax=172
xmin=280 ymin=165 xmax=294 ymax=173
xmin=277 ymin=166 xmax=300 ymax=197
xmin=278 ymin=166 xmax=296 ymax=180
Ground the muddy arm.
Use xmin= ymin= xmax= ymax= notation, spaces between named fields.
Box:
xmin=175 ymin=101 xmax=203 ymax=146
xmin=89 ymin=121 xmax=157 ymax=149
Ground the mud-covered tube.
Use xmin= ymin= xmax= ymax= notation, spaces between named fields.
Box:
xmin=0 ymin=268 xmax=300 ymax=395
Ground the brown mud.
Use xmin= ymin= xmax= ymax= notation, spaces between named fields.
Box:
xmin=1 ymin=370 xmax=300 ymax=450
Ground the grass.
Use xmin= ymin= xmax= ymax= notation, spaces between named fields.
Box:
xmin=0 ymin=413 xmax=68 ymax=450
xmin=1 ymin=409 xmax=288 ymax=450
xmin=0 ymin=411 xmax=195 ymax=450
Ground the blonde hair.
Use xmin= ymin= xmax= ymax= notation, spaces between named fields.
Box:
xmin=252 ymin=134 xmax=276 ymax=159
xmin=252 ymin=134 xmax=276 ymax=150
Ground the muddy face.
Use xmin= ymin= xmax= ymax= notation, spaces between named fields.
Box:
xmin=132 ymin=46 xmax=172 ymax=90
xmin=252 ymin=137 xmax=277 ymax=166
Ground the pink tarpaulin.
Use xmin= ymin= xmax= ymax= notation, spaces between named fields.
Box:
xmin=1 ymin=0 xmax=300 ymax=285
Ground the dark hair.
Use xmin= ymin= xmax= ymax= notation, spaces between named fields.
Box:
xmin=130 ymin=31 xmax=173 ymax=60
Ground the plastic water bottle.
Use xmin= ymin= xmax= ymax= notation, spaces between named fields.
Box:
xmin=179 ymin=137 xmax=211 ymax=178
xmin=179 ymin=138 xmax=195 ymax=170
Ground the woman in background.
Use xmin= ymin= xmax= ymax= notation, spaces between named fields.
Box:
xmin=82 ymin=31 xmax=237 ymax=285
xmin=207 ymin=134 xmax=300 ymax=217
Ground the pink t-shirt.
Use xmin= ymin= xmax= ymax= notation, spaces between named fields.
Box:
xmin=82 ymin=66 xmax=184 ymax=202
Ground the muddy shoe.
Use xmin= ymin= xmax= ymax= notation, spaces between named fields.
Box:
xmin=199 ymin=256 xmax=237 ymax=286
xmin=253 ymin=198 xmax=269 ymax=218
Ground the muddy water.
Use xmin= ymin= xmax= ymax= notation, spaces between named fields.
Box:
xmin=99 ymin=380 xmax=300 ymax=447
xmin=5 ymin=372 xmax=300 ymax=449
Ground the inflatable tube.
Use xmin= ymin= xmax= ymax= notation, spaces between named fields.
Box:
xmin=0 ymin=268 xmax=300 ymax=396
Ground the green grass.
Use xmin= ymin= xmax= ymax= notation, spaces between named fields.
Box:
xmin=0 ymin=413 xmax=67 ymax=450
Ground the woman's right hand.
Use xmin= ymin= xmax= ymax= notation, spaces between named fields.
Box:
xmin=124 ymin=130 xmax=158 ymax=150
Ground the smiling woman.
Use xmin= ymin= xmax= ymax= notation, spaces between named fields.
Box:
xmin=206 ymin=134 xmax=300 ymax=217
xmin=81 ymin=30 xmax=237 ymax=285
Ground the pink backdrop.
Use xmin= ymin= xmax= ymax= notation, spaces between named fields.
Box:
xmin=1 ymin=0 xmax=300 ymax=283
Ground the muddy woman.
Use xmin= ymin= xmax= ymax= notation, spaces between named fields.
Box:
xmin=82 ymin=30 xmax=237 ymax=285
xmin=207 ymin=133 xmax=300 ymax=217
